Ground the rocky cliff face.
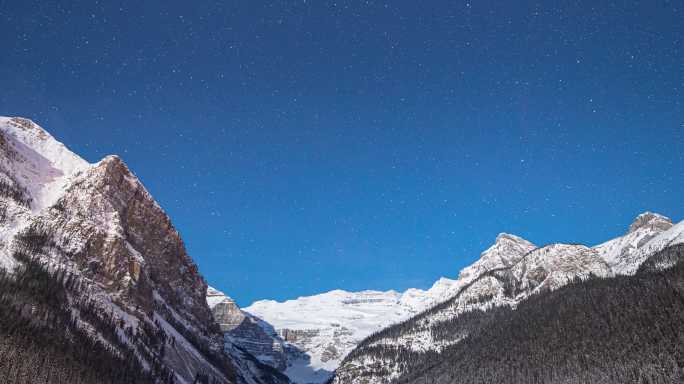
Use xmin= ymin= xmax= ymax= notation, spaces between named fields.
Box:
xmin=207 ymin=287 xmax=291 ymax=373
xmin=42 ymin=154 xmax=215 ymax=331
xmin=0 ymin=117 xmax=285 ymax=384
xmin=208 ymin=287 xmax=248 ymax=332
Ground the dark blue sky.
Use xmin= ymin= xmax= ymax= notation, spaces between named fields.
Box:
xmin=1 ymin=1 xmax=682 ymax=306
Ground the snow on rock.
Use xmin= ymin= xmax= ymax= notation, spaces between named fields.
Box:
xmin=398 ymin=277 xmax=458 ymax=309
xmin=0 ymin=117 xmax=89 ymax=211
xmin=458 ymin=233 xmax=536 ymax=283
xmin=630 ymin=219 xmax=684 ymax=262
xmin=593 ymin=212 xmax=673 ymax=275
xmin=513 ymin=243 xmax=611 ymax=293
xmin=207 ymin=286 xmax=236 ymax=310
xmin=207 ymin=287 xmax=292 ymax=375
xmin=207 ymin=286 xmax=251 ymax=333
xmin=628 ymin=212 xmax=672 ymax=234
xmin=0 ymin=117 xmax=89 ymax=270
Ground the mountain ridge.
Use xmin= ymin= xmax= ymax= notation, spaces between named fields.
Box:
xmin=208 ymin=209 xmax=678 ymax=383
xmin=329 ymin=211 xmax=684 ymax=384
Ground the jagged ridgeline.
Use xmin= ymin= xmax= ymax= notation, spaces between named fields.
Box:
xmin=0 ymin=117 xmax=290 ymax=384
xmin=332 ymin=244 xmax=684 ymax=384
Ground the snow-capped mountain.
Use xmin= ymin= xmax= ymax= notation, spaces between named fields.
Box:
xmin=0 ymin=117 xmax=286 ymax=384
xmin=246 ymin=289 xmax=415 ymax=383
xmin=330 ymin=212 xmax=683 ymax=384
xmin=204 ymin=276 xmax=464 ymax=383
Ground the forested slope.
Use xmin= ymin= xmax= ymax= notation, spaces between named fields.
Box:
xmin=349 ymin=244 xmax=684 ymax=384
xmin=0 ymin=248 xmax=161 ymax=384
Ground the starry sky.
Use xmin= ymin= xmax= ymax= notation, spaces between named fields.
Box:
xmin=1 ymin=1 xmax=682 ymax=306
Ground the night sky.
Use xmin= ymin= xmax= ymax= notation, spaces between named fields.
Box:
xmin=1 ymin=1 xmax=682 ymax=306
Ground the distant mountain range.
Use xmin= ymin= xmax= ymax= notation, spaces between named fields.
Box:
xmin=0 ymin=116 xmax=681 ymax=384
xmin=206 ymin=206 xmax=683 ymax=383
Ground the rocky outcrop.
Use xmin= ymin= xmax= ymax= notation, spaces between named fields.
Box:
xmin=628 ymin=212 xmax=672 ymax=234
xmin=207 ymin=287 xmax=291 ymax=373
xmin=594 ymin=212 xmax=674 ymax=274
xmin=208 ymin=287 xmax=248 ymax=332
xmin=458 ymin=232 xmax=536 ymax=282
xmin=279 ymin=329 xmax=320 ymax=344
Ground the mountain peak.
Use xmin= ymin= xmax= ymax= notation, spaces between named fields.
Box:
xmin=99 ymin=153 xmax=123 ymax=165
xmin=628 ymin=212 xmax=672 ymax=234
xmin=0 ymin=117 xmax=49 ymax=140
xmin=0 ymin=116 xmax=89 ymax=210
xmin=495 ymin=232 xmax=530 ymax=244
xmin=457 ymin=233 xmax=536 ymax=282
xmin=91 ymin=154 xmax=136 ymax=184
